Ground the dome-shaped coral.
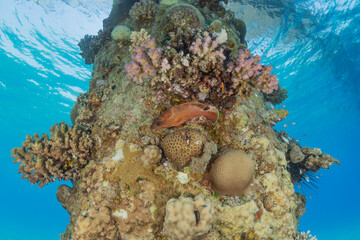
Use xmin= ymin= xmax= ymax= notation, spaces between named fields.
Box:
xmin=129 ymin=0 xmax=157 ymax=22
xmin=161 ymin=3 xmax=205 ymax=32
xmin=204 ymin=149 xmax=255 ymax=196
xmin=164 ymin=195 xmax=214 ymax=240
xmin=161 ymin=128 xmax=207 ymax=170
xmin=111 ymin=25 xmax=131 ymax=42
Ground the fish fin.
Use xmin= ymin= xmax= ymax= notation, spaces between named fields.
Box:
xmin=182 ymin=102 xmax=207 ymax=110
xmin=204 ymin=108 xmax=219 ymax=124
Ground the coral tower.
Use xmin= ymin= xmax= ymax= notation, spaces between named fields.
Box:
xmin=12 ymin=0 xmax=339 ymax=239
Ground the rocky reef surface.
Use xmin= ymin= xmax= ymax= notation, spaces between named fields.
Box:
xmin=11 ymin=0 xmax=339 ymax=239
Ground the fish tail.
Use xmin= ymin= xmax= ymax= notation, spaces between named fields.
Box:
xmin=204 ymin=108 xmax=219 ymax=124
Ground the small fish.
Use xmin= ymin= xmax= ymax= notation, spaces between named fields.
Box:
xmin=284 ymin=124 xmax=288 ymax=127
xmin=234 ymin=99 xmax=242 ymax=108
xmin=150 ymin=102 xmax=219 ymax=130
xmin=290 ymin=122 xmax=296 ymax=125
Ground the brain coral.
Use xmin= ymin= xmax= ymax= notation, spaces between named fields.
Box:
xmin=204 ymin=149 xmax=255 ymax=196
xmin=161 ymin=128 xmax=207 ymax=170
xmin=164 ymin=195 xmax=214 ymax=240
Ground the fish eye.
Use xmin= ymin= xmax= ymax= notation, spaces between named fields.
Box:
xmin=156 ymin=122 xmax=161 ymax=126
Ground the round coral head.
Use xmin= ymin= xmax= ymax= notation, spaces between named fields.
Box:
xmin=204 ymin=150 xmax=255 ymax=196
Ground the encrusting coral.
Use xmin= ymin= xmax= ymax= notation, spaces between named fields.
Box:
xmin=164 ymin=195 xmax=214 ymax=240
xmin=73 ymin=206 xmax=118 ymax=240
xmin=12 ymin=1 xmax=340 ymax=239
xmin=140 ymin=144 xmax=162 ymax=166
xmin=11 ymin=122 xmax=94 ymax=187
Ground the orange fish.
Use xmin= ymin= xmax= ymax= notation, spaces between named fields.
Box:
xmin=150 ymin=102 xmax=219 ymax=130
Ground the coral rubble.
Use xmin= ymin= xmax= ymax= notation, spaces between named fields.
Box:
xmin=12 ymin=0 xmax=340 ymax=239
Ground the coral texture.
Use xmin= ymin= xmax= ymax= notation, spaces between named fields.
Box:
xmin=129 ymin=0 xmax=157 ymax=22
xmin=161 ymin=128 xmax=207 ymax=170
xmin=125 ymin=28 xmax=279 ymax=109
xmin=161 ymin=3 xmax=205 ymax=32
xmin=140 ymin=145 xmax=162 ymax=166
xmin=164 ymin=195 xmax=214 ymax=240
xmin=112 ymin=181 xmax=155 ymax=240
xmin=204 ymin=149 xmax=255 ymax=196
xmin=111 ymin=25 xmax=132 ymax=42
xmin=72 ymin=206 xmax=118 ymax=240
xmin=125 ymin=34 xmax=164 ymax=84
xmin=11 ymin=122 xmax=94 ymax=187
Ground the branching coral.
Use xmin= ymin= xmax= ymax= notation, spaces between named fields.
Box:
xmin=125 ymin=32 xmax=165 ymax=83
xmin=295 ymin=230 xmax=317 ymax=240
xmin=125 ymin=29 xmax=279 ymax=109
xmin=263 ymin=84 xmax=288 ymax=105
xmin=11 ymin=122 xmax=94 ymax=187
xmin=286 ymin=144 xmax=340 ymax=185
xmin=226 ymin=49 xmax=278 ymax=96
xmin=78 ymin=28 xmax=112 ymax=64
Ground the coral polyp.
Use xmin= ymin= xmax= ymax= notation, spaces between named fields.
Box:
xmin=11 ymin=0 xmax=340 ymax=239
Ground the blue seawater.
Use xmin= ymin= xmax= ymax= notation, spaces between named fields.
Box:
xmin=0 ymin=0 xmax=359 ymax=239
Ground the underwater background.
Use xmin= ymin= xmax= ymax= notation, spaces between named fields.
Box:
xmin=0 ymin=0 xmax=359 ymax=239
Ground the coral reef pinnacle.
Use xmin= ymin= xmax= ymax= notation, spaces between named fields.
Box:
xmin=12 ymin=1 xmax=340 ymax=239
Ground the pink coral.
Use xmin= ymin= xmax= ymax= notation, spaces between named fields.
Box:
xmin=227 ymin=49 xmax=278 ymax=96
xmin=189 ymin=35 xmax=225 ymax=65
xmin=125 ymin=38 xmax=163 ymax=84
xmin=125 ymin=30 xmax=279 ymax=108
